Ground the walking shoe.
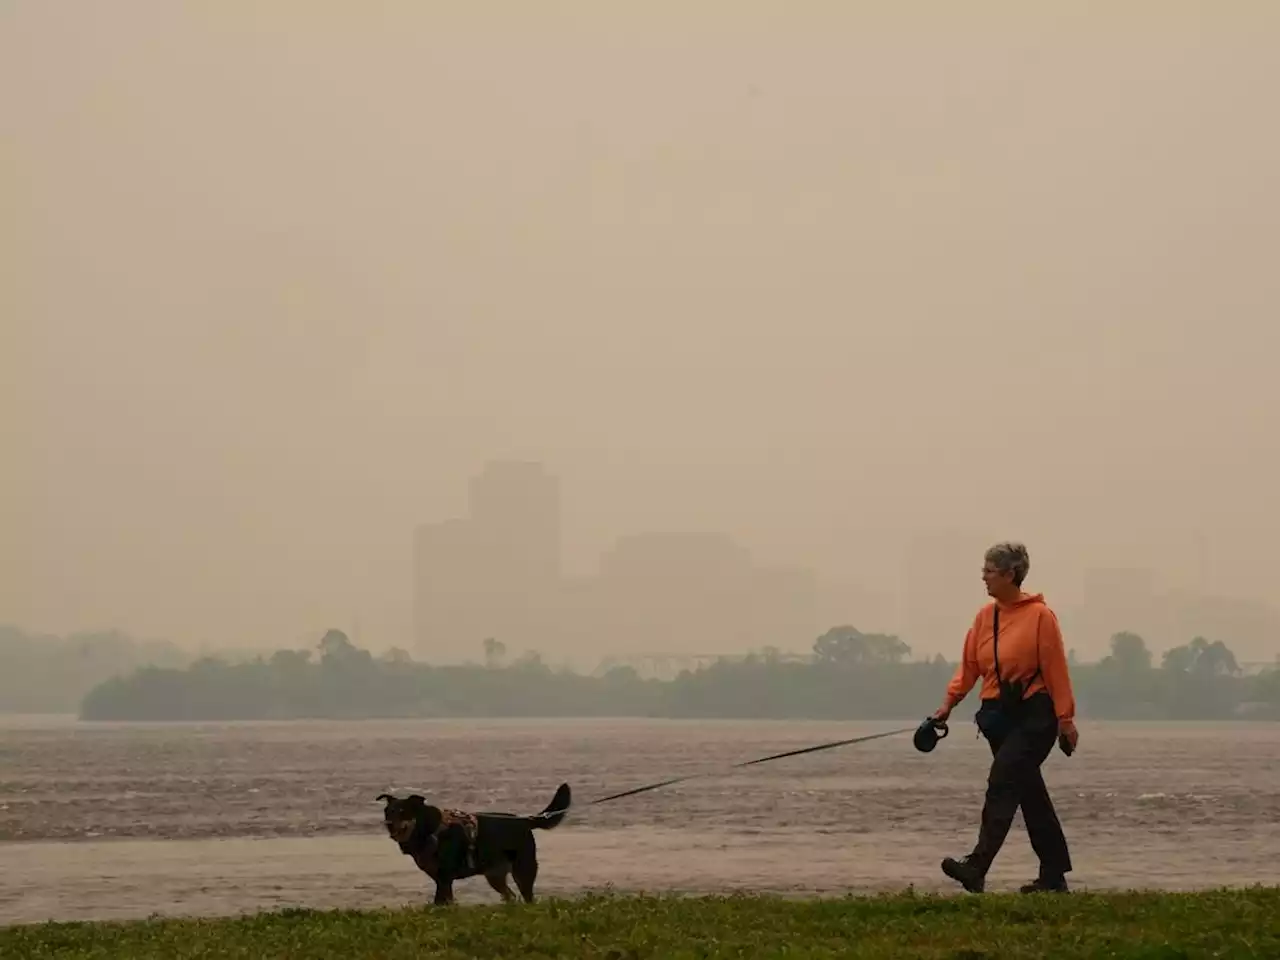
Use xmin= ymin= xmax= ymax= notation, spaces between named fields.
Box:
xmin=1019 ymin=875 xmax=1069 ymax=894
xmin=941 ymin=856 xmax=986 ymax=893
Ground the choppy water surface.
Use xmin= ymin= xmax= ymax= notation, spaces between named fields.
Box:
xmin=1 ymin=716 xmax=1277 ymax=923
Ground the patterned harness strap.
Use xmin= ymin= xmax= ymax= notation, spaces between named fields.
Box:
xmin=439 ymin=809 xmax=479 ymax=845
xmin=436 ymin=809 xmax=479 ymax=869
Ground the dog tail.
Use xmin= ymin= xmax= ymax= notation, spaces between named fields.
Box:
xmin=531 ymin=782 xmax=571 ymax=830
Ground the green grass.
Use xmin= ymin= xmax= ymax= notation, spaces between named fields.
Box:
xmin=3 ymin=888 xmax=1277 ymax=959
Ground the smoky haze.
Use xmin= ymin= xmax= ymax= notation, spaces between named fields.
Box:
xmin=5 ymin=3 xmax=1278 ymax=665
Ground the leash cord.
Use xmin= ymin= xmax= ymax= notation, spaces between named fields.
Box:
xmin=520 ymin=725 xmax=916 ymax=821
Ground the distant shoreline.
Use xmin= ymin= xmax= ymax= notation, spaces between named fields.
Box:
xmin=7 ymin=624 xmax=1277 ymax=723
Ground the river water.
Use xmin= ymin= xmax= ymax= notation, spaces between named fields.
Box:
xmin=2 ymin=715 xmax=1277 ymax=923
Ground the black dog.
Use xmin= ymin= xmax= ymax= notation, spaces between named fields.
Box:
xmin=377 ymin=783 xmax=571 ymax=904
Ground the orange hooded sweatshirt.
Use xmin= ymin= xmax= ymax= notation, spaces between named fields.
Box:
xmin=944 ymin=592 xmax=1076 ymax=725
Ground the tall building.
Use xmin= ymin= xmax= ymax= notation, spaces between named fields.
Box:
xmin=413 ymin=461 xmax=563 ymax=659
xmin=467 ymin=460 xmax=562 ymax=592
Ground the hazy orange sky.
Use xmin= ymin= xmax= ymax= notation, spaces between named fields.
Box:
xmin=5 ymin=2 xmax=1278 ymax=651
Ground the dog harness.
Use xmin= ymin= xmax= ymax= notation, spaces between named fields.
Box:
xmin=438 ymin=809 xmax=479 ymax=870
xmin=439 ymin=809 xmax=478 ymax=843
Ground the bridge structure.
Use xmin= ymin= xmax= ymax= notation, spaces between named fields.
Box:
xmin=1239 ymin=661 xmax=1277 ymax=676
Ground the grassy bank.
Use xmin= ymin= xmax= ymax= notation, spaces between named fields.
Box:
xmin=3 ymin=889 xmax=1277 ymax=959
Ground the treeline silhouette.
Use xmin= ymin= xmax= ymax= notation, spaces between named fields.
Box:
xmin=78 ymin=627 xmax=1280 ymax=722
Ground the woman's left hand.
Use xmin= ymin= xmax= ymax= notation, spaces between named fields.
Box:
xmin=1058 ymin=719 xmax=1079 ymax=754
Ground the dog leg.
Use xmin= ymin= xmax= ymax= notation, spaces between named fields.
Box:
xmin=512 ymin=856 xmax=538 ymax=904
xmin=432 ymin=877 xmax=456 ymax=906
xmin=484 ymin=867 xmax=516 ymax=903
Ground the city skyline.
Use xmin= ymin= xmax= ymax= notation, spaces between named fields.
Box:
xmin=411 ymin=461 xmax=1280 ymax=667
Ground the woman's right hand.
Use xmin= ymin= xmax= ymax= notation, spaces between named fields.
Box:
xmin=932 ymin=703 xmax=952 ymax=723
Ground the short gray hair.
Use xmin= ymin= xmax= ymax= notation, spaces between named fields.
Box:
xmin=985 ymin=541 xmax=1031 ymax=587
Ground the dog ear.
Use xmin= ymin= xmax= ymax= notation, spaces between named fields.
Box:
xmin=407 ymin=794 xmax=426 ymax=806
xmin=376 ymin=793 xmax=394 ymax=802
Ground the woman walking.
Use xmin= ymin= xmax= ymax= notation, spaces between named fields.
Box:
xmin=931 ymin=541 xmax=1079 ymax=893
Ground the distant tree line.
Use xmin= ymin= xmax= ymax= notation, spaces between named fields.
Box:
xmin=77 ymin=626 xmax=1280 ymax=722
xmin=1078 ymin=631 xmax=1275 ymax=720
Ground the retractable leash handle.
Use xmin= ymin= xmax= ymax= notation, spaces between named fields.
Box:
xmin=912 ymin=715 xmax=949 ymax=753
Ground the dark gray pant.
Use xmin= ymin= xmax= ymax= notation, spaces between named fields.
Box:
xmin=970 ymin=691 xmax=1072 ymax=877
